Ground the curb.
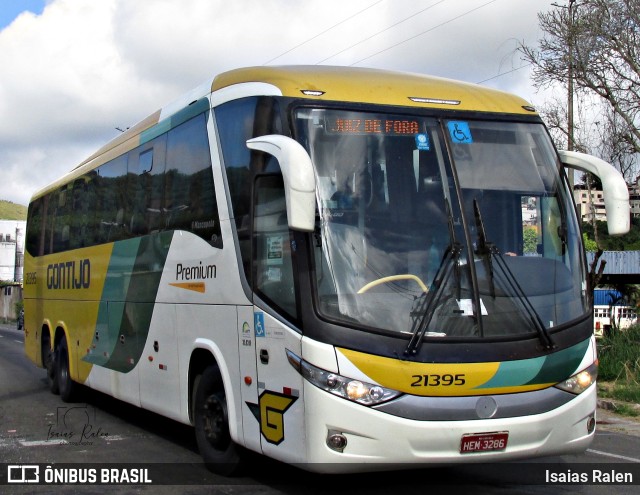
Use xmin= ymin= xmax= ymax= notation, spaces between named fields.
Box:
xmin=596 ymin=399 xmax=640 ymax=437
xmin=597 ymin=398 xmax=640 ymax=414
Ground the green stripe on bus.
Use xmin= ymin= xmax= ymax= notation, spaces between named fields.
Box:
xmin=104 ymin=231 xmax=173 ymax=373
xmin=83 ymin=238 xmax=141 ymax=367
xmin=476 ymin=338 xmax=590 ymax=390
xmin=140 ymin=98 xmax=209 ymax=145
xmin=83 ymin=232 xmax=173 ymax=372
xmin=524 ymin=338 xmax=590 ymax=385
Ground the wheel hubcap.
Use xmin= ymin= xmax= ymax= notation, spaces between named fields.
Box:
xmin=203 ymin=394 xmax=228 ymax=449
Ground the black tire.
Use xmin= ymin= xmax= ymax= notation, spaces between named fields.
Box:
xmin=56 ymin=335 xmax=78 ymax=402
xmin=193 ymin=366 xmax=244 ymax=476
xmin=42 ymin=334 xmax=59 ymax=395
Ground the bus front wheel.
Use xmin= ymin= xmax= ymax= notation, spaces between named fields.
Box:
xmin=56 ymin=335 xmax=78 ymax=402
xmin=193 ymin=366 xmax=244 ymax=476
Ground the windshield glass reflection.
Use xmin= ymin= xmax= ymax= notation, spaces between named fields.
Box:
xmin=294 ymin=108 xmax=588 ymax=340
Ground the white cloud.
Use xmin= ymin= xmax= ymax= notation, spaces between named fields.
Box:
xmin=0 ymin=0 xmax=555 ymax=206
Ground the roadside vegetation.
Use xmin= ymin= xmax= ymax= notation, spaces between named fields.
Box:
xmin=583 ymin=218 xmax=640 ymax=252
xmin=597 ymin=324 xmax=640 ymax=417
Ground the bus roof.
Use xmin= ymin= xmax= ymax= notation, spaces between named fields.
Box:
xmin=212 ymin=66 xmax=535 ymax=115
xmin=32 ymin=66 xmax=537 ymax=200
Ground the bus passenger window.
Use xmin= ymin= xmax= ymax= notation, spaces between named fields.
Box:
xmin=96 ymin=155 xmax=129 ymax=243
xmin=165 ymin=112 xmax=222 ymax=248
xmin=128 ymin=136 xmax=166 ymax=236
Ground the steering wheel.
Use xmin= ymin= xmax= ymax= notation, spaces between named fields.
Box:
xmin=357 ymin=274 xmax=429 ymax=294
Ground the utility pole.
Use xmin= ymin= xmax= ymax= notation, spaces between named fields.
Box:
xmin=14 ymin=224 xmax=22 ymax=283
xmin=552 ymin=0 xmax=577 ymax=152
xmin=567 ymin=0 xmax=576 ymax=153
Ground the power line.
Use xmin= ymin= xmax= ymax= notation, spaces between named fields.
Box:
xmin=349 ymin=0 xmax=499 ymax=66
xmin=263 ymin=0 xmax=386 ymax=65
xmin=316 ymin=0 xmax=448 ymax=65
xmin=476 ymin=63 xmax=531 ymax=84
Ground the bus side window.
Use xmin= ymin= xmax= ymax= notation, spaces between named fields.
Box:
xmin=128 ymin=136 xmax=166 ymax=236
xmin=253 ymin=175 xmax=298 ymax=320
xmin=96 ymin=155 xmax=129 ymax=243
xmin=51 ymin=186 xmax=70 ymax=253
xmin=215 ymin=97 xmax=282 ymax=283
xmin=69 ymin=174 xmax=98 ymax=249
xmin=165 ymin=112 xmax=222 ymax=248
xmin=26 ymin=196 xmax=47 ymax=257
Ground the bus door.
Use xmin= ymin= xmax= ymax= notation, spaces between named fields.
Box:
xmin=250 ymin=174 xmax=306 ymax=461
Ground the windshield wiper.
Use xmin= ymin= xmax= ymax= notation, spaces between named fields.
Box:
xmin=405 ymin=200 xmax=461 ymax=356
xmin=473 ymin=200 xmax=555 ymax=350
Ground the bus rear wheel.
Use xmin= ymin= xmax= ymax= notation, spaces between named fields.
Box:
xmin=193 ymin=366 xmax=244 ymax=476
xmin=56 ymin=335 xmax=78 ymax=402
xmin=42 ymin=333 xmax=59 ymax=395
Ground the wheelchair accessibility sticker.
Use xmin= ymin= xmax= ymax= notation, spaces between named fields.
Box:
xmin=255 ymin=312 xmax=265 ymax=338
xmin=448 ymin=121 xmax=473 ymax=144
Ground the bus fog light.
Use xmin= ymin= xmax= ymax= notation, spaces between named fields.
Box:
xmin=327 ymin=431 xmax=347 ymax=452
xmin=587 ymin=416 xmax=596 ymax=434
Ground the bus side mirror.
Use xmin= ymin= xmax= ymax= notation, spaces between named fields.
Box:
xmin=247 ymin=135 xmax=316 ymax=232
xmin=558 ymin=150 xmax=630 ymax=236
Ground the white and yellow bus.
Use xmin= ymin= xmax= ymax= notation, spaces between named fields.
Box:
xmin=24 ymin=66 xmax=630 ymax=474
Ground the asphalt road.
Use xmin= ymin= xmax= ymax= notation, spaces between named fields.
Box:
xmin=0 ymin=323 xmax=638 ymax=494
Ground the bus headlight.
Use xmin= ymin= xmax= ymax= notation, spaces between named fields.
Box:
xmin=286 ymin=350 xmax=402 ymax=406
xmin=554 ymin=362 xmax=598 ymax=395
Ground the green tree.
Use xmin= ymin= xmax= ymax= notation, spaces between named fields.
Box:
xmin=582 ymin=232 xmax=598 ymax=252
xmin=583 ymin=218 xmax=640 ymax=251
xmin=523 ymin=227 xmax=539 ymax=254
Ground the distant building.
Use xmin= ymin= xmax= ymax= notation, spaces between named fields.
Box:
xmin=593 ymin=289 xmax=638 ymax=337
xmin=573 ymin=184 xmax=607 ymax=223
xmin=573 ymin=175 xmax=640 ymax=222
xmin=630 ymin=176 xmax=640 ymax=218
xmin=0 ymin=220 xmax=26 ymax=283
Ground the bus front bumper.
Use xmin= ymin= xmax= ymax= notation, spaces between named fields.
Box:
xmin=301 ymin=382 xmax=596 ymax=472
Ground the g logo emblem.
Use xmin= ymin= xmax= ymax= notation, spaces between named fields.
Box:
xmin=257 ymin=391 xmax=297 ymax=445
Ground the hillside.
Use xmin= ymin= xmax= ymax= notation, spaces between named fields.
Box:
xmin=0 ymin=200 xmax=27 ymax=220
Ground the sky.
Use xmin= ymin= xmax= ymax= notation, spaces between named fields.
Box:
xmin=0 ymin=0 xmax=560 ymax=206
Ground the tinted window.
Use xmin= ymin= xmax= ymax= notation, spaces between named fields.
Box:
xmin=69 ymin=172 xmax=98 ymax=250
xmin=26 ymin=109 xmax=222 ymax=256
xmin=26 ymin=196 xmax=47 ymax=256
xmin=215 ymin=97 xmax=282 ymax=279
xmin=128 ymin=136 xmax=166 ymax=236
xmin=96 ymin=155 xmax=129 ymax=243
xmin=253 ymin=175 xmax=298 ymax=320
xmin=165 ymin=112 xmax=222 ymax=247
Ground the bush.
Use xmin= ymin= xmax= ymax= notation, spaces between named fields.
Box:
xmin=597 ymin=324 xmax=640 ymax=382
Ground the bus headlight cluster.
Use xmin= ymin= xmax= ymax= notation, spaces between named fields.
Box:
xmin=554 ymin=362 xmax=598 ymax=395
xmin=286 ymin=350 xmax=402 ymax=406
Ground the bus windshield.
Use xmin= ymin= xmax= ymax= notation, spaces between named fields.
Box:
xmin=295 ymin=107 xmax=588 ymax=340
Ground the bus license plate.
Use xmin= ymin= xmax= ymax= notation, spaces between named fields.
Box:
xmin=460 ymin=432 xmax=508 ymax=454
